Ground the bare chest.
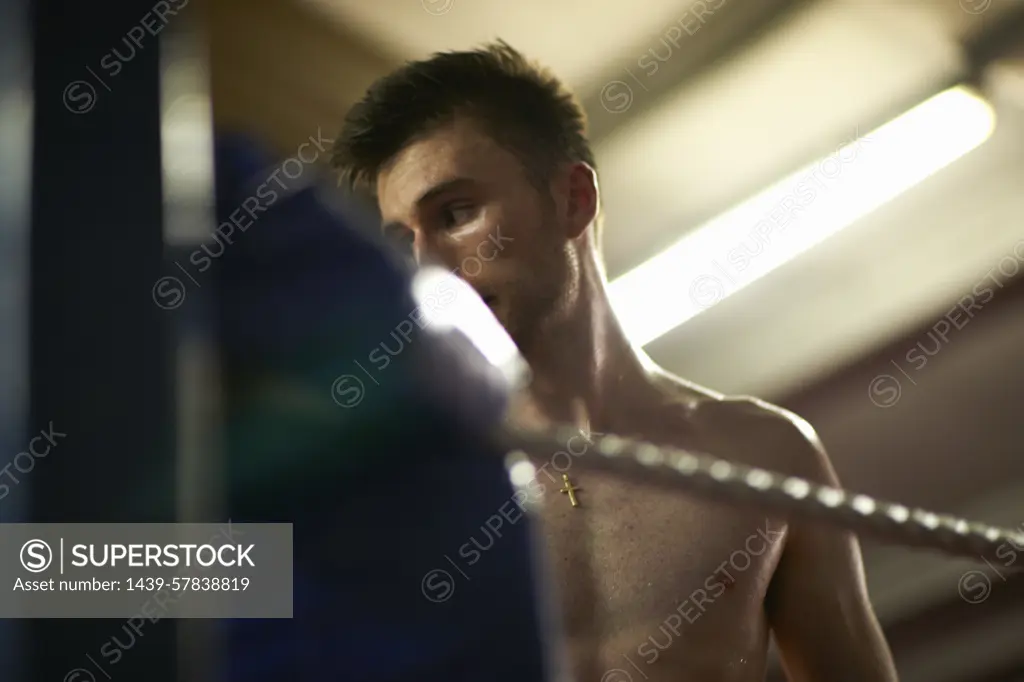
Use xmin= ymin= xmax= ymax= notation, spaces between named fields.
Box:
xmin=532 ymin=468 xmax=787 ymax=681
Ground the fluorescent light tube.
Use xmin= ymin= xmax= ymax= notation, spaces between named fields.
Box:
xmin=608 ymin=85 xmax=996 ymax=347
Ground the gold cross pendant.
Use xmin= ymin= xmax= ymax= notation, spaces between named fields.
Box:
xmin=559 ymin=474 xmax=581 ymax=508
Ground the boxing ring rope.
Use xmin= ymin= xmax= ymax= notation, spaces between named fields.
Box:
xmin=497 ymin=421 xmax=1024 ymax=567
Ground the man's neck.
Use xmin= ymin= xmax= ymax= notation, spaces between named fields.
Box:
xmin=517 ymin=264 xmax=649 ymax=429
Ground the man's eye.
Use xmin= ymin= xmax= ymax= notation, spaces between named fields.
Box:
xmin=442 ymin=204 xmax=476 ymax=228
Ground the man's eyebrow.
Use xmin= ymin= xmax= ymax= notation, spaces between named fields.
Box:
xmin=414 ymin=177 xmax=474 ymax=208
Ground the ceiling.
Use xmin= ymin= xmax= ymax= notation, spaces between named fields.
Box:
xmin=278 ymin=0 xmax=1024 ymax=678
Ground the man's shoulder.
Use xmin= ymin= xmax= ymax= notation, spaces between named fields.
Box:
xmin=697 ymin=392 xmax=811 ymax=438
xmin=651 ymin=374 xmax=833 ymax=482
xmin=652 ymin=371 xmax=805 ymax=432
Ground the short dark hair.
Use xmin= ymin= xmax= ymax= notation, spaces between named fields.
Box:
xmin=332 ymin=40 xmax=597 ymax=199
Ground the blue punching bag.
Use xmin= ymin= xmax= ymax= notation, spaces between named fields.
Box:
xmin=213 ymin=132 xmax=556 ymax=682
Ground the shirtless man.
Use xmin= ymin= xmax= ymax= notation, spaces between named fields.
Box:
xmin=332 ymin=42 xmax=898 ymax=682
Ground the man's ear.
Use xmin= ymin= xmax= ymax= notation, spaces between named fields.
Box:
xmin=564 ymin=162 xmax=599 ymax=241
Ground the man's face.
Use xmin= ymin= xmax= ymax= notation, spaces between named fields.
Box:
xmin=377 ymin=117 xmax=572 ymax=344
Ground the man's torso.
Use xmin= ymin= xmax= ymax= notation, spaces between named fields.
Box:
xmin=530 ymin=379 xmax=807 ymax=682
